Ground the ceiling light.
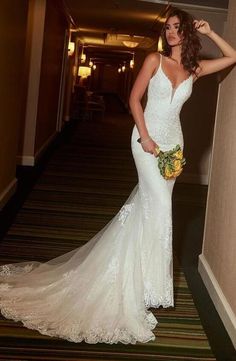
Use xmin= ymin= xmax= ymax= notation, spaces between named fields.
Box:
xmin=123 ymin=40 xmax=139 ymax=48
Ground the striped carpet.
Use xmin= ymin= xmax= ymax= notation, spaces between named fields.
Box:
xmin=0 ymin=101 xmax=216 ymax=360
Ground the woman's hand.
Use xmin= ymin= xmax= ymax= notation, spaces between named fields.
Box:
xmin=140 ymin=138 xmax=160 ymax=157
xmin=193 ymin=19 xmax=212 ymax=35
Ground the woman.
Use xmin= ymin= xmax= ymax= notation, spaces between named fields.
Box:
xmin=0 ymin=7 xmax=235 ymax=344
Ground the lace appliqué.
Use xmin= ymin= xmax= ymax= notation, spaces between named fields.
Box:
xmin=0 ymin=264 xmax=33 ymax=277
xmin=106 ymin=257 xmax=119 ymax=283
xmin=139 ymin=184 xmax=152 ymax=220
xmin=62 ymin=269 xmax=78 ymax=281
xmin=118 ymin=204 xmax=134 ymax=226
xmin=0 ymin=296 xmax=157 ymax=344
xmin=143 ymin=216 xmax=174 ymax=309
xmin=0 ymin=283 xmax=12 ymax=292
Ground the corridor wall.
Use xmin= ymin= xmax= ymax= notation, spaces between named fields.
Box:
xmin=0 ymin=0 xmax=29 ymax=209
xmin=17 ymin=0 xmax=69 ymax=166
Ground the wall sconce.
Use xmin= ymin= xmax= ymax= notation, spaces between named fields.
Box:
xmin=122 ymin=64 xmax=126 ymax=72
xmin=81 ymin=53 xmax=86 ymax=63
xmin=130 ymin=53 xmax=135 ymax=69
xmin=78 ymin=66 xmax=91 ymax=78
xmin=157 ymin=36 xmax=163 ymax=52
xmin=92 ymin=64 xmax=96 ymax=70
xmin=80 ymin=45 xmax=86 ymax=63
xmin=89 ymin=60 xmax=93 ymax=67
xmin=68 ymin=41 xmax=75 ymax=56
xmin=118 ymin=67 xmax=122 ymax=73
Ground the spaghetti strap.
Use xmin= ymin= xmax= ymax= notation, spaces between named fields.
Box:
xmin=151 ymin=53 xmax=162 ymax=79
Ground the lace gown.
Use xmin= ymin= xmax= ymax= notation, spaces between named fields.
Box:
xmin=0 ymin=54 xmax=193 ymax=344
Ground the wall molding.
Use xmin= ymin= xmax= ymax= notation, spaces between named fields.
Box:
xmin=198 ymin=254 xmax=236 ymax=349
xmin=17 ymin=131 xmax=58 ymax=167
xmin=35 ymin=131 xmax=58 ymax=163
xmin=16 ymin=155 xmax=35 ymax=166
xmin=0 ymin=178 xmax=18 ymax=210
xmin=22 ymin=0 xmax=46 ymax=157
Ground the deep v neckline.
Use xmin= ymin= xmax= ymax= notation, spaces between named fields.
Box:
xmin=159 ymin=57 xmax=193 ymax=103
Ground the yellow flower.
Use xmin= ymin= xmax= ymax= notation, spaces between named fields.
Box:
xmin=173 ymin=150 xmax=183 ymax=159
xmin=164 ymin=167 xmax=174 ymax=179
xmin=173 ymin=159 xmax=182 ymax=171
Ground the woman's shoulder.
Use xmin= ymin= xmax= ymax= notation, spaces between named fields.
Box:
xmin=143 ymin=52 xmax=161 ymax=73
xmin=145 ymin=51 xmax=161 ymax=64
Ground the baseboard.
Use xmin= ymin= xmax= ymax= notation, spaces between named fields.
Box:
xmin=16 ymin=155 xmax=35 ymax=166
xmin=34 ymin=131 xmax=58 ymax=163
xmin=198 ymin=254 xmax=236 ymax=349
xmin=17 ymin=131 xmax=58 ymax=167
xmin=0 ymin=178 xmax=18 ymax=210
xmin=177 ymin=172 xmax=209 ymax=185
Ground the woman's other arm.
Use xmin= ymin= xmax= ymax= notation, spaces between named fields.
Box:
xmin=194 ymin=20 xmax=236 ymax=77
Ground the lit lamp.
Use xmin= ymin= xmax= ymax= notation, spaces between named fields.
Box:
xmin=130 ymin=53 xmax=135 ymax=68
xmin=80 ymin=45 xmax=86 ymax=63
xmin=78 ymin=66 xmax=91 ymax=78
xmin=81 ymin=53 xmax=86 ymax=63
xmin=123 ymin=40 xmax=139 ymax=48
xmin=157 ymin=36 xmax=163 ymax=52
xmin=68 ymin=41 xmax=75 ymax=56
xmin=92 ymin=64 xmax=96 ymax=70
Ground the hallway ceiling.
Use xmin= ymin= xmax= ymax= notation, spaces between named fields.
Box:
xmin=64 ymin=0 xmax=228 ymax=65
xmin=65 ymin=0 xmax=167 ymax=50
xmin=64 ymin=0 xmax=228 ymax=39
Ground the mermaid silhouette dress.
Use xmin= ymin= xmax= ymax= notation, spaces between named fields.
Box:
xmin=0 ymin=54 xmax=193 ymax=344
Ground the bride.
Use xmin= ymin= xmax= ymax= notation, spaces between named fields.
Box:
xmin=0 ymin=7 xmax=235 ymax=344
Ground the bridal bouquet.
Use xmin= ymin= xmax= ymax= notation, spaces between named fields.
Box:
xmin=156 ymin=144 xmax=186 ymax=180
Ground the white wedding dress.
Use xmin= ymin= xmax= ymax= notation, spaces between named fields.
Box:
xmin=0 ymin=54 xmax=193 ymax=344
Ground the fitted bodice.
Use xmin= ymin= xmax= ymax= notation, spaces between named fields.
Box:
xmin=143 ymin=54 xmax=193 ymax=149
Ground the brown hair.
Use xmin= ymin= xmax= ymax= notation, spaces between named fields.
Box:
xmin=160 ymin=7 xmax=202 ymax=74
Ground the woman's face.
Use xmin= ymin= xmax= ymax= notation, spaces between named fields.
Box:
xmin=165 ymin=15 xmax=183 ymax=46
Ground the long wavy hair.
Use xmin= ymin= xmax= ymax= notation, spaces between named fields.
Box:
xmin=160 ymin=7 xmax=202 ymax=74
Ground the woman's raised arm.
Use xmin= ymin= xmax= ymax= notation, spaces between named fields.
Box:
xmin=194 ymin=19 xmax=236 ymax=77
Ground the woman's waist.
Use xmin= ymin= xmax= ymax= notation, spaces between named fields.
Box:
xmin=132 ymin=124 xmax=184 ymax=150
xmin=144 ymin=109 xmax=179 ymax=123
xmin=145 ymin=117 xmax=182 ymax=134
